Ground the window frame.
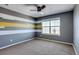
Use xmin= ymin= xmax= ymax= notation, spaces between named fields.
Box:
xmin=41 ymin=17 xmax=60 ymax=36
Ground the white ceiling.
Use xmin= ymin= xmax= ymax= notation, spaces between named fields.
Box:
xmin=0 ymin=4 xmax=75 ymax=18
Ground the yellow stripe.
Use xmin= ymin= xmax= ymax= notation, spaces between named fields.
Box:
xmin=0 ymin=22 xmax=34 ymax=28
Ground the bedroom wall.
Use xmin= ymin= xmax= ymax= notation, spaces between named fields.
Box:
xmin=35 ymin=11 xmax=73 ymax=43
xmin=0 ymin=7 xmax=35 ymax=48
xmin=73 ymin=4 xmax=79 ymax=54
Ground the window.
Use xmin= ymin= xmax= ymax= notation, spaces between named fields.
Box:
xmin=42 ymin=21 xmax=50 ymax=34
xmin=42 ymin=18 xmax=60 ymax=36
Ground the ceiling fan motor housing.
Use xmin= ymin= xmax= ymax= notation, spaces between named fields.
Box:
xmin=37 ymin=5 xmax=46 ymax=12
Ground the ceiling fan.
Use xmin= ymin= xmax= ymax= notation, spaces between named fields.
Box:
xmin=5 ymin=4 xmax=46 ymax=12
xmin=24 ymin=4 xmax=46 ymax=12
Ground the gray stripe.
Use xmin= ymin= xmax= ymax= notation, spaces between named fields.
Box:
xmin=0 ymin=7 xmax=34 ymax=19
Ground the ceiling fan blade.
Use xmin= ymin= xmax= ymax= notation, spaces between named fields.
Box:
xmin=37 ymin=6 xmax=41 ymax=11
xmin=41 ymin=5 xmax=46 ymax=9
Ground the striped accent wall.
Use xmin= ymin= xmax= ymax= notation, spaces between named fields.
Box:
xmin=0 ymin=19 xmax=35 ymax=30
xmin=0 ymin=13 xmax=35 ymax=48
xmin=0 ymin=13 xmax=35 ymax=30
xmin=34 ymin=23 xmax=42 ymax=29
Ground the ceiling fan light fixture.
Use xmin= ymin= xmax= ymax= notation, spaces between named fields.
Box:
xmin=39 ymin=12 xmax=44 ymax=14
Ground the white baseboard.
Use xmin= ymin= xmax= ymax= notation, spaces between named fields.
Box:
xmin=35 ymin=37 xmax=73 ymax=45
xmin=35 ymin=37 xmax=78 ymax=54
xmin=0 ymin=37 xmax=77 ymax=54
xmin=73 ymin=45 xmax=78 ymax=55
xmin=0 ymin=38 xmax=34 ymax=49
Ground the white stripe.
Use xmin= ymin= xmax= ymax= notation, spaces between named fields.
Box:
xmin=0 ymin=30 xmax=35 ymax=35
xmin=0 ymin=13 xmax=34 ymax=23
xmin=0 ymin=30 xmax=42 ymax=35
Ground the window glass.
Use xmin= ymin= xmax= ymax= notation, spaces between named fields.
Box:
xmin=51 ymin=27 xmax=60 ymax=35
xmin=42 ymin=21 xmax=50 ymax=26
xmin=54 ymin=27 xmax=60 ymax=35
xmin=42 ymin=27 xmax=50 ymax=34
xmin=51 ymin=20 xmax=55 ymax=26
xmin=51 ymin=27 xmax=55 ymax=34
xmin=51 ymin=20 xmax=60 ymax=26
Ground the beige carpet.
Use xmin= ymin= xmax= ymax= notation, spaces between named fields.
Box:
xmin=0 ymin=39 xmax=75 ymax=55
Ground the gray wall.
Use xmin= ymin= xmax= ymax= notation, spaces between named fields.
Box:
xmin=74 ymin=5 xmax=79 ymax=54
xmin=0 ymin=7 xmax=35 ymax=48
xmin=36 ymin=11 xmax=73 ymax=43
xmin=0 ymin=32 xmax=34 ymax=48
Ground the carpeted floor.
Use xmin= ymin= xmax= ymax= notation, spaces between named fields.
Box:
xmin=0 ymin=39 xmax=75 ymax=55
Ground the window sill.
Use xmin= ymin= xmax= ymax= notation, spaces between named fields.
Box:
xmin=41 ymin=33 xmax=60 ymax=36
